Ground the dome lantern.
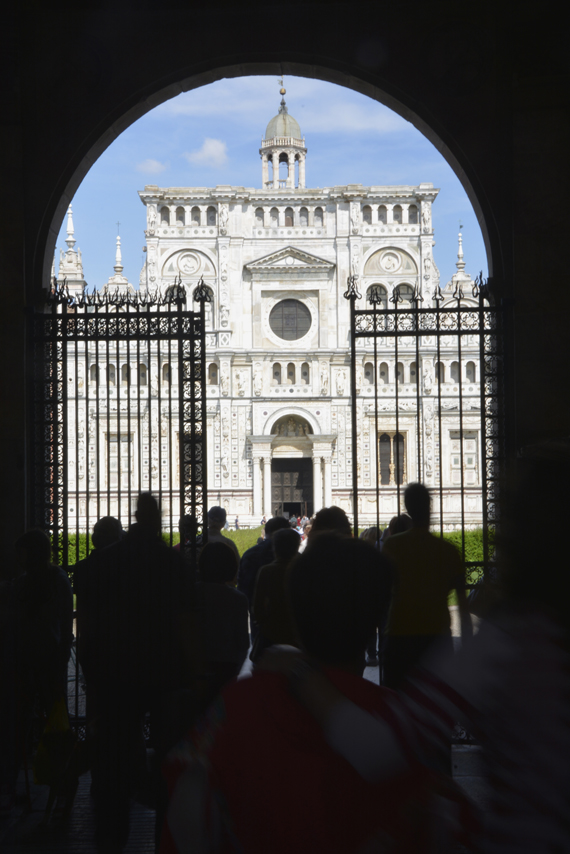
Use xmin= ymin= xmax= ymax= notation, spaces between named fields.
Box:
xmin=260 ymin=86 xmax=307 ymax=190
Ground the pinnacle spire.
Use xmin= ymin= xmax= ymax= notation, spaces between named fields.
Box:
xmin=65 ymin=204 xmax=76 ymax=251
xmin=114 ymin=235 xmax=123 ymax=274
xmin=456 ymin=230 xmax=465 ymax=273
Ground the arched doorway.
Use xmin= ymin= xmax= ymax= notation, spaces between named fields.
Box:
xmin=270 ymin=415 xmax=314 ymax=518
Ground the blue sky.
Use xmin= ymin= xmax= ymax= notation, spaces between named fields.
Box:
xmin=56 ymin=75 xmax=488 ymax=290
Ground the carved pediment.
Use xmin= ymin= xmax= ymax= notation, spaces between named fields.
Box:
xmin=245 ymin=246 xmax=335 ymax=279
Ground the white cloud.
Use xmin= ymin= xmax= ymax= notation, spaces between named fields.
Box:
xmin=183 ymin=138 xmax=228 ymax=169
xmin=136 ymin=158 xmax=168 ymax=174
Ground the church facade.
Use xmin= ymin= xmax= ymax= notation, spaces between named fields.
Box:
xmin=59 ymin=91 xmax=482 ymax=529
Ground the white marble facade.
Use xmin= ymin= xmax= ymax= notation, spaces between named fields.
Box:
xmin=60 ymin=93 xmax=483 ymax=529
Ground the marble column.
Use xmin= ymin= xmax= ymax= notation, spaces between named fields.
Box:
xmin=263 ymin=456 xmax=273 ymax=517
xmin=312 ymin=454 xmax=322 ymax=514
xmin=262 ymin=155 xmax=268 ymax=188
xmin=253 ymin=456 xmax=262 ymax=517
xmin=273 ymin=151 xmax=280 ymax=189
xmin=298 ymin=154 xmax=306 ymax=189
xmin=288 ymin=153 xmax=295 ymax=189
xmin=323 ymin=456 xmax=332 ymax=507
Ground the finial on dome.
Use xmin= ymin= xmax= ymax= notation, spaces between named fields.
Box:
xmin=114 ymin=235 xmax=124 ymax=274
xmin=456 ymin=227 xmax=465 ymax=273
xmin=65 ymin=204 xmax=76 ymax=251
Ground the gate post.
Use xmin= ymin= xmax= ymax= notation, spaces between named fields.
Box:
xmin=344 ymin=275 xmax=361 ymax=537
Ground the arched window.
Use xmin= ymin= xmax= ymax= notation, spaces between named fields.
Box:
xmin=379 ymin=434 xmax=391 ymax=485
xmin=121 ymin=364 xmax=130 ymax=385
xmin=287 ymin=362 xmax=296 ymax=385
xmin=408 ymin=205 xmax=418 ymax=224
xmin=362 ymin=205 xmax=372 ymax=224
xmin=160 ymin=206 xmax=170 ymax=225
xmin=466 ymin=361 xmax=476 ymax=382
xmin=207 ymin=206 xmax=217 ymax=225
xmin=301 ymin=362 xmax=310 ymax=384
xmin=208 ymin=363 xmax=219 ymax=385
xmin=377 ymin=205 xmax=387 ymax=224
xmin=284 ymin=207 xmax=294 ymax=227
xmin=162 ymin=363 xmax=171 ymax=384
xmin=89 ymin=364 xmax=98 ymax=382
xmin=108 ymin=364 xmax=116 ymax=386
xmin=191 ymin=206 xmax=200 ymax=225
xmin=450 ymin=361 xmax=460 ymax=382
xmin=436 ymin=361 xmax=445 ymax=383
xmin=314 ymin=207 xmax=324 ymax=227
xmin=255 ymin=207 xmax=264 ymax=226
xmin=299 ymin=207 xmax=308 ymax=226
xmin=393 ymin=433 xmax=405 ymax=485
xmin=393 ymin=204 xmax=403 ymax=224
xmin=139 ymin=364 xmax=147 ymax=385
xmin=175 ymin=206 xmax=185 ymax=226
xmin=270 ymin=207 xmax=279 ymax=226
xmin=364 ymin=362 xmax=374 ymax=384
xmin=394 ymin=284 xmax=414 ymax=305
xmin=272 ymin=363 xmax=281 ymax=385
xmin=410 ymin=361 xmax=417 ymax=383
xmin=367 ymin=284 xmax=388 ymax=309
xmin=379 ymin=362 xmax=389 ymax=384
xmin=396 ymin=362 xmax=404 ymax=384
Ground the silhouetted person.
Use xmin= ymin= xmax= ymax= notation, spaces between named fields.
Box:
xmin=307 ymin=505 xmax=352 ymax=541
xmin=161 ymin=535 xmax=432 ymax=853
xmin=237 ymin=515 xmax=290 ymax=645
xmin=382 ymin=483 xmax=472 ymax=688
xmin=173 ymin=514 xmax=198 ymax=553
xmin=252 ymin=527 xmax=301 ymax=655
xmin=197 ymin=542 xmax=249 ymax=710
xmin=204 ymin=506 xmax=239 ymax=563
xmin=83 ymin=493 xmax=189 ymax=852
xmin=13 ymin=529 xmax=73 ymax=713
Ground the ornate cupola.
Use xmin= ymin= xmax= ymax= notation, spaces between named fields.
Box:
xmin=260 ymin=85 xmax=307 ymax=190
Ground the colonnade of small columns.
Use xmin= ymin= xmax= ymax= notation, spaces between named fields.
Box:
xmin=361 ymin=203 xmax=420 ymax=225
xmin=155 ymin=204 xmax=218 ymax=227
xmin=260 ymin=148 xmax=306 ymax=190
xmin=254 ymin=205 xmax=324 ymax=228
xmin=362 ymin=358 xmax=479 ymax=385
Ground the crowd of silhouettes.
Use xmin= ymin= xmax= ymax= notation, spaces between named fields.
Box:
xmin=3 ymin=459 xmax=570 ymax=852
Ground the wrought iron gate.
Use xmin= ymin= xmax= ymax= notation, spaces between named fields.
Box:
xmin=346 ymin=274 xmax=505 ymax=587
xmin=28 ymin=277 xmax=209 ymax=568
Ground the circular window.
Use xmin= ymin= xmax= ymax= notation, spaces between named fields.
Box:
xmin=269 ymin=299 xmax=312 ymax=341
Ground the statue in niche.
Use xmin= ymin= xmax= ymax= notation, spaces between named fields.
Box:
xmin=350 ymin=204 xmax=360 ymax=234
xmin=298 ymin=422 xmax=306 ymax=436
xmin=336 ymin=370 xmax=346 ymax=396
xmin=235 ymin=370 xmax=245 ymax=397
xmin=148 ymin=261 xmax=156 ymax=283
xmin=287 ymin=417 xmax=297 ymax=436
xmin=351 ymin=247 xmax=360 ymax=276
xmin=220 ymin=371 xmax=229 ymax=396
xmin=221 ymin=452 xmax=229 ymax=477
xmin=424 ymin=255 xmax=432 ymax=275
xmin=253 ymin=365 xmax=262 ymax=397
xmin=279 ymin=422 xmax=287 ymax=436
xmin=423 ymin=360 xmax=433 ymax=395
xmin=220 ymin=305 xmax=229 ymax=327
xmin=222 ymin=413 xmax=230 ymax=437
xmin=320 ymin=364 xmax=329 ymax=396
xmin=422 ymin=206 xmax=431 ymax=233
xmin=223 ymin=498 xmax=230 ymax=514
xmin=219 ymin=205 xmax=229 ymax=233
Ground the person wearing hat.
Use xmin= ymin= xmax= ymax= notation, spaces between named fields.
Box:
xmin=206 ymin=506 xmax=240 ymax=566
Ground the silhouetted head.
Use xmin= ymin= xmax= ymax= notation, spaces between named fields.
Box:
xmin=135 ymin=493 xmax=161 ymax=534
xmin=389 ymin=513 xmax=413 ymax=535
xmin=264 ymin=516 xmax=291 ymax=539
xmin=207 ymin=506 xmax=227 ymax=533
xmin=178 ymin=515 xmax=199 ymax=540
xmin=15 ymin=529 xmax=51 ymax=571
xmin=310 ymin=506 xmax=352 ymax=539
xmin=404 ymin=483 xmax=431 ymax=527
xmin=272 ymin=527 xmax=300 ymax=563
xmin=290 ymin=534 xmax=390 ymax=670
xmin=199 ymin=541 xmax=238 ymax=584
xmin=92 ymin=516 xmax=123 ymax=550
